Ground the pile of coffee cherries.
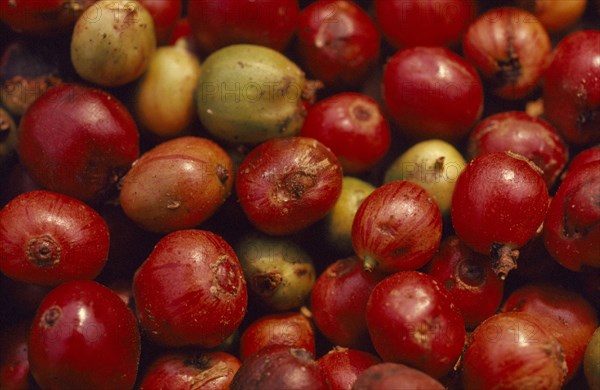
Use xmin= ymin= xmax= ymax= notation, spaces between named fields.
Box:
xmin=0 ymin=0 xmax=599 ymax=389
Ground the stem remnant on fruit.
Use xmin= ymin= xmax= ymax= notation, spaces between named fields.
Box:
xmin=490 ymin=243 xmax=519 ymax=280
xmin=363 ymin=256 xmax=377 ymax=273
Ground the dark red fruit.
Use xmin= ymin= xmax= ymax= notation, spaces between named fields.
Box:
xmin=467 ymin=111 xmax=569 ymax=188
xmin=382 ymin=46 xmax=484 ymax=142
xmin=230 ymin=345 xmax=329 ymax=390
xmin=461 ymin=311 xmax=567 ymax=390
xmin=352 ymin=181 xmax=442 ymax=274
xmin=18 ymin=83 xmax=140 ymax=202
xmin=310 ymin=256 xmax=383 ymax=349
xmin=501 ymin=283 xmax=599 ymax=383
xmin=0 ymin=322 xmax=35 ymax=390
xmin=543 ymin=160 xmax=600 ymax=270
xmin=0 ymin=190 xmax=109 ymax=286
xmin=316 ymin=346 xmax=381 ymax=390
xmin=138 ymin=0 xmax=182 ymax=44
xmin=300 ymin=92 xmax=391 ymax=174
xmin=427 ymin=235 xmax=504 ymax=329
xmin=543 ymin=30 xmax=600 ymax=146
xmin=365 ymin=271 xmax=466 ymax=379
xmin=187 ymin=0 xmax=299 ymax=54
xmin=236 ymin=137 xmax=343 ymax=236
xmin=239 ymin=311 xmax=315 ymax=361
xmin=462 ymin=7 xmax=552 ymax=100
xmin=374 ymin=0 xmax=476 ymax=49
xmin=133 ymin=229 xmax=247 ymax=348
xmin=296 ymin=0 xmax=380 ymax=88
xmin=352 ymin=362 xmax=445 ymax=390
xmin=28 ymin=280 xmax=141 ymax=390
xmin=138 ymin=351 xmax=241 ymax=390
xmin=451 ymin=151 xmax=549 ymax=279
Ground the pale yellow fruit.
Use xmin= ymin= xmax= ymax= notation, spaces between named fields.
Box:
xmin=71 ymin=0 xmax=156 ymax=87
xmin=135 ymin=44 xmax=201 ymax=137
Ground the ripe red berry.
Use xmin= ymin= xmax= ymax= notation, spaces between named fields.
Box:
xmin=451 ymin=152 xmax=549 ymax=279
xmin=28 ymin=280 xmax=141 ymax=390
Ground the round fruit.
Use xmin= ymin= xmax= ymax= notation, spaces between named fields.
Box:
xmin=467 ymin=111 xmax=569 ymax=188
xmin=542 ymin=30 xmax=600 ymax=145
xmin=461 ymin=311 xmax=567 ymax=390
xmin=316 ymin=346 xmax=381 ymax=390
xmin=426 ymin=235 xmax=504 ymax=329
xmin=384 ymin=139 xmax=466 ymax=216
xmin=0 ymin=190 xmax=109 ymax=285
xmin=543 ymin=160 xmax=600 ymax=270
xmin=584 ymin=327 xmax=600 ymax=389
xmin=462 ymin=7 xmax=552 ymax=100
xmin=236 ymin=136 xmax=343 ymax=236
xmin=450 ymin=151 xmax=549 ymax=279
xmin=515 ymin=0 xmax=588 ymax=33
xmin=352 ymin=180 xmax=443 ymax=274
xmin=187 ymin=0 xmax=299 ymax=54
xmin=138 ymin=351 xmax=241 ymax=390
xmin=374 ymin=0 xmax=476 ymax=49
xmin=236 ymin=231 xmax=316 ymax=311
xmin=133 ymin=229 xmax=247 ymax=348
xmin=195 ymin=44 xmax=315 ymax=144
xmin=352 ymin=362 xmax=445 ymax=390
xmin=296 ymin=0 xmax=381 ymax=88
xmin=70 ymin=0 xmax=156 ymax=87
xmin=300 ymin=92 xmax=391 ymax=174
xmin=119 ymin=136 xmax=234 ymax=233
xmin=382 ymin=46 xmax=484 ymax=142
xmin=239 ymin=311 xmax=315 ymax=360
xmin=28 ymin=280 xmax=141 ymax=390
xmin=501 ymin=283 xmax=599 ymax=383
xmin=366 ymin=271 xmax=466 ymax=379
xmin=310 ymin=256 xmax=383 ymax=349
xmin=134 ymin=44 xmax=202 ymax=138
xmin=230 ymin=345 xmax=329 ymax=390
xmin=17 ymin=83 xmax=140 ymax=203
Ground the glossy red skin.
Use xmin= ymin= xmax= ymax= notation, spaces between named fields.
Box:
xmin=18 ymin=83 xmax=140 ymax=203
xmin=300 ymin=93 xmax=391 ymax=174
xmin=138 ymin=351 xmax=241 ymax=390
xmin=137 ymin=0 xmax=182 ymax=44
xmin=374 ymin=0 xmax=476 ymax=49
xmin=543 ymin=161 xmax=600 ymax=270
xmin=427 ymin=235 xmax=504 ymax=329
xmin=230 ymin=345 xmax=329 ymax=390
xmin=501 ymin=283 xmax=599 ymax=383
xmin=0 ymin=0 xmax=95 ymax=35
xmin=187 ymin=0 xmax=299 ymax=54
xmin=0 ymin=190 xmax=110 ymax=286
xmin=316 ymin=347 xmax=381 ymax=390
xmin=236 ymin=137 xmax=343 ymax=236
xmin=382 ymin=46 xmax=484 ymax=142
xmin=562 ymin=145 xmax=600 ymax=179
xmin=352 ymin=181 xmax=443 ymax=274
xmin=352 ymin=362 xmax=445 ymax=390
xmin=462 ymin=311 xmax=567 ymax=390
xmin=28 ymin=280 xmax=141 ymax=390
xmin=0 ymin=322 xmax=34 ymax=390
xmin=462 ymin=7 xmax=552 ymax=100
xmin=451 ymin=152 xmax=549 ymax=255
xmin=310 ymin=256 xmax=383 ymax=349
xmin=543 ymin=30 xmax=600 ymax=145
xmin=467 ymin=111 xmax=569 ymax=188
xmin=239 ymin=311 xmax=315 ymax=360
xmin=366 ymin=271 xmax=466 ymax=379
xmin=296 ymin=0 xmax=380 ymax=88
xmin=133 ymin=229 xmax=248 ymax=348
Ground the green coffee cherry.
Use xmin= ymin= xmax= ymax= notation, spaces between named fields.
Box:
xmin=196 ymin=44 xmax=314 ymax=144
